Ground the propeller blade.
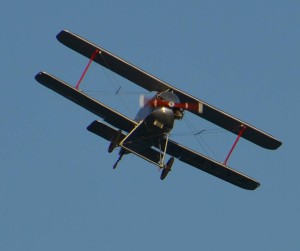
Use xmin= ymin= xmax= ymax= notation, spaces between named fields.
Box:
xmin=139 ymin=94 xmax=155 ymax=107
xmin=151 ymin=99 xmax=203 ymax=113
xmin=139 ymin=95 xmax=203 ymax=113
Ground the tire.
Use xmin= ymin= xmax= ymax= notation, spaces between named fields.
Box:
xmin=160 ymin=157 xmax=174 ymax=180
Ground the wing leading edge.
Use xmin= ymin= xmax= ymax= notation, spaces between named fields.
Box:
xmin=56 ymin=29 xmax=281 ymax=150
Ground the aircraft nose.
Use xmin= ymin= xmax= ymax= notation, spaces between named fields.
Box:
xmin=147 ymin=107 xmax=174 ymax=132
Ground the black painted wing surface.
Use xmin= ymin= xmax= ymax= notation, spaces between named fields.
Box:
xmin=166 ymin=140 xmax=259 ymax=190
xmin=35 ymin=72 xmax=137 ymax=132
xmin=35 ymin=71 xmax=259 ymax=189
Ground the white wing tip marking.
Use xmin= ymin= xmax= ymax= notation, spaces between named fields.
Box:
xmin=198 ymin=103 xmax=203 ymax=113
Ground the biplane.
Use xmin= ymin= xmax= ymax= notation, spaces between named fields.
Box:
xmin=35 ymin=30 xmax=282 ymax=190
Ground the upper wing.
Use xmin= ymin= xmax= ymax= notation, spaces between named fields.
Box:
xmin=57 ymin=30 xmax=281 ymax=150
xmin=165 ymin=139 xmax=260 ymax=190
xmin=35 ymin=72 xmax=137 ymax=132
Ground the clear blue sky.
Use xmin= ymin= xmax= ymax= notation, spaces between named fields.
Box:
xmin=1 ymin=1 xmax=299 ymax=250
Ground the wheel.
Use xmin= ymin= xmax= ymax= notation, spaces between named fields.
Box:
xmin=160 ymin=157 xmax=174 ymax=180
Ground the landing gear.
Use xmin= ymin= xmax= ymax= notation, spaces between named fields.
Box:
xmin=160 ymin=157 xmax=174 ymax=180
xmin=108 ymin=130 xmax=122 ymax=153
xmin=157 ymin=132 xmax=174 ymax=180
xmin=108 ymin=130 xmax=124 ymax=169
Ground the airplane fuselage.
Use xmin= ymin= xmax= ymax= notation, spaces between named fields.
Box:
xmin=134 ymin=91 xmax=183 ymax=135
xmin=115 ymin=91 xmax=183 ymax=155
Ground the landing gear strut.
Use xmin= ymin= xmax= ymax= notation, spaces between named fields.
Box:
xmin=108 ymin=130 xmax=124 ymax=169
xmin=108 ymin=130 xmax=122 ymax=153
xmin=160 ymin=157 xmax=174 ymax=180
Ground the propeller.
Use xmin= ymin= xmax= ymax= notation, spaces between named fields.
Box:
xmin=139 ymin=95 xmax=203 ymax=114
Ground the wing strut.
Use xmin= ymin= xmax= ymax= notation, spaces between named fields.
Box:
xmin=76 ymin=49 xmax=99 ymax=89
xmin=224 ymin=125 xmax=247 ymax=165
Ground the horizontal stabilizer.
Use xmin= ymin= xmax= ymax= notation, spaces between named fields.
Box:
xmin=88 ymin=120 xmax=161 ymax=164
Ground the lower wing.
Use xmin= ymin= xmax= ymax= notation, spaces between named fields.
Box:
xmin=165 ymin=139 xmax=260 ymax=190
xmin=35 ymin=71 xmax=259 ymax=190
